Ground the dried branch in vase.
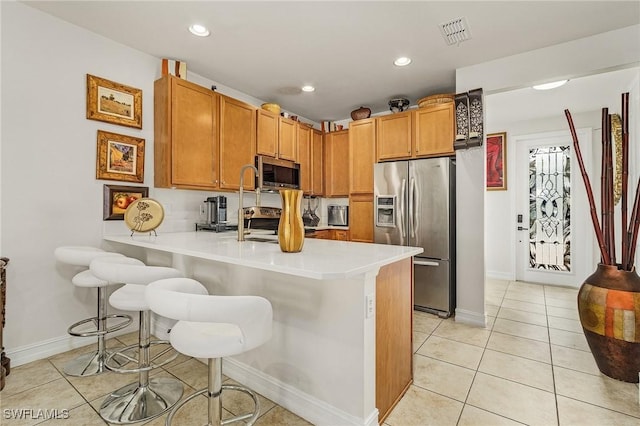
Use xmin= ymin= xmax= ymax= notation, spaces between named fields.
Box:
xmin=565 ymin=92 xmax=640 ymax=271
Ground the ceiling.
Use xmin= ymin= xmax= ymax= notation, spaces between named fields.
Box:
xmin=23 ymin=1 xmax=640 ymax=122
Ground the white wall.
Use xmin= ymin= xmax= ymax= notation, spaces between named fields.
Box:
xmin=455 ymin=24 xmax=640 ymax=326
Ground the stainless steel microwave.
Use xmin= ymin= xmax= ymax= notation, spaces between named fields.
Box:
xmin=255 ymin=156 xmax=300 ymax=192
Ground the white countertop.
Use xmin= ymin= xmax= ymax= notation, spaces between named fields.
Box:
xmin=104 ymin=231 xmax=422 ymax=280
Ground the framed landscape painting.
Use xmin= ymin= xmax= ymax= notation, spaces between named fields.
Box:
xmin=486 ymin=132 xmax=507 ymax=190
xmin=96 ymin=130 xmax=145 ymax=183
xmin=86 ymin=74 xmax=142 ymax=129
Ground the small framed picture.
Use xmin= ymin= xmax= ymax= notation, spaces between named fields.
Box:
xmin=96 ymin=130 xmax=145 ymax=183
xmin=87 ymin=74 xmax=142 ymax=129
xmin=103 ymin=184 xmax=149 ymax=220
xmin=486 ymin=132 xmax=507 ymax=190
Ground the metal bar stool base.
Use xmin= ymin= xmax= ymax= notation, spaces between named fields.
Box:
xmin=165 ymin=384 xmax=260 ymax=426
xmin=63 ymin=349 xmax=128 ymax=377
xmin=100 ymin=377 xmax=183 ymax=424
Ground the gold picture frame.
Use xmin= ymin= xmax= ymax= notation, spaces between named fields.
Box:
xmin=86 ymin=74 xmax=142 ymax=129
xmin=96 ymin=130 xmax=145 ymax=183
xmin=103 ymin=184 xmax=149 ymax=220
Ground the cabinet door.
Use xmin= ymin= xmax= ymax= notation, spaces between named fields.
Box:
xmin=219 ymin=95 xmax=256 ymax=190
xmin=349 ymin=195 xmax=373 ymax=243
xmin=297 ymin=124 xmax=312 ymax=194
xmin=414 ymin=103 xmax=454 ymax=157
xmin=376 ymin=111 xmax=412 ymax=161
xmin=169 ymin=77 xmax=219 ymax=189
xmin=349 ymin=118 xmax=376 ymax=194
xmin=324 ymin=130 xmax=349 ymax=197
xmin=331 ymin=229 xmax=350 ymax=241
xmin=256 ymin=109 xmax=279 ymax=157
xmin=311 ymin=130 xmax=324 ymax=196
xmin=279 ymin=118 xmax=297 ymax=161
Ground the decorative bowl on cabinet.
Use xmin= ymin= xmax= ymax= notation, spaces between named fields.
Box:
xmin=351 ymin=106 xmax=371 ymax=121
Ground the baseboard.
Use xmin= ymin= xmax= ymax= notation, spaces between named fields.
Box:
xmin=6 ymin=323 xmax=138 ymax=368
xmin=486 ymin=270 xmax=514 ymax=281
xmin=455 ymin=308 xmax=487 ymax=328
xmin=223 ymin=357 xmax=379 ymax=426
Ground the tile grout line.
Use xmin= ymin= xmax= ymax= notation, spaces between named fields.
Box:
xmin=544 ymin=284 xmax=562 ymax=426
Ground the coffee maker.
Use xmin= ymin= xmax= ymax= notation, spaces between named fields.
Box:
xmin=196 ymin=195 xmax=229 ymax=232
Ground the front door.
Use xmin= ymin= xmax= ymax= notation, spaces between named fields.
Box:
xmin=514 ymin=129 xmax=593 ymax=287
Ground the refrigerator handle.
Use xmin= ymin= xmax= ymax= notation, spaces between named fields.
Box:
xmin=414 ymin=259 xmax=440 ymax=267
xmin=400 ymin=178 xmax=406 ymax=238
xmin=409 ymin=177 xmax=416 ymax=238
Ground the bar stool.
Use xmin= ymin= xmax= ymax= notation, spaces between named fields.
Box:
xmin=54 ymin=246 xmax=133 ymax=377
xmin=90 ymin=257 xmax=184 ymax=424
xmin=145 ymin=277 xmax=273 ymax=426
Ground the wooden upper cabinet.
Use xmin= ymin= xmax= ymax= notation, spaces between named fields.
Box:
xmin=413 ymin=103 xmax=455 ymax=157
xmin=311 ymin=129 xmax=324 ymax=196
xmin=154 ymin=75 xmax=219 ymax=190
xmin=218 ymin=95 xmax=256 ymax=190
xmin=278 ymin=118 xmax=297 ymax=161
xmin=297 ymin=124 xmax=312 ymax=194
xmin=349 ymin=118 xmax=376 ymax=194
xmin=324 ymin=130 xmax=349 ymax=197
xmin=376 ymin=111 xmax=413 ymax=161
xmin=256 ymin=109 xmax=279 ymax=157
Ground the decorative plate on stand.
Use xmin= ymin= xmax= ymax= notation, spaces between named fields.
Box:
xmin=124 ymin=198 xmax=164 ymax=235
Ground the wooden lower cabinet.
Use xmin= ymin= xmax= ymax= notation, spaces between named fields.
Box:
xmin=306 ymin=229 xmax=349 ymax=240
xmin=376 ymin=257 xmax=413 ymax=423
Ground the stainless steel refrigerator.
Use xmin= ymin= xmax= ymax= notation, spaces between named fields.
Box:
xmin=374 ymin=157 xmax=456 ymax=317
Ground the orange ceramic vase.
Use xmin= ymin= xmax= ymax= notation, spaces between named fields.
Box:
xmin=278 ymin=189 xmax=304 ymax=253
xmin=578 ymin=263 xmax=640 ymax=382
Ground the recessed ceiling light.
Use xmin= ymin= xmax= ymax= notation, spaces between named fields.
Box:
xmin=532 ymin=80 xmax=568 ymax=90
xmin=394 ymin=57 xmax=412 ymax=67
xmin=301 ymin=85 xmax=315 ymax=92
xmin=189 ymin=24 xmax=210 ymax=37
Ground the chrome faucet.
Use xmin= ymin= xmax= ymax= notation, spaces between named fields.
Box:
xmin=238 ymin=164 xmax=260 ymax=241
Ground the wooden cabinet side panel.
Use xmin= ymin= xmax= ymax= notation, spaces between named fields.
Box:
xmin=349 ymin=119 xmax=376 ymax=194
xmin=311 ymin=130 xmax=324 ymax=196
xmin=219 ymin=96 xmax=256 ymax=190
xmin=376 ymin=257 xmax=413 ymax=423
xmin=414 ymin=103 xmax=455 ymax=157
xmin=297 ymin=125 xmax=312 ymax=194
xmin=256 ymin=109 xmax=279 ymax=157
xmin=349 ymin=195 xmax=373 ymax=242
xmin=278 ymin=118 xmax=297 ymax=161
xmin=376 ymin=112 xmax=412 ymax=161
xmin=154 ymin=77 xmax=171 ymax=188
xmin=170 ymin=79 xmax=218 ymax=188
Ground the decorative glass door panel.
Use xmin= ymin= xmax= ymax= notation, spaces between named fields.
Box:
xmin=529 ymin=146 xmax=571 ymax=271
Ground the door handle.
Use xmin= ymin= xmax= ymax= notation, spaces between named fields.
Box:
xmin=517 ymin=226 xmax=529 ymax=231
xmin=400 ymin=179 xmax=406 ymax=238
xmin=409 ymin=178 xmax=416 ymax=238
xmin=414 ymin=259 xmax=439 ymax=267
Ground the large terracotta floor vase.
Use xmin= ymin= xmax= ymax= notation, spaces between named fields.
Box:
xmin=578 ymin=264 xmax=640 ymax=382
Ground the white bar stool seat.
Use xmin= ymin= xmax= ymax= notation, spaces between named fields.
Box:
xmin=53 ymin=246 xmax=133 ymax=377
xmin=90 ymin=257 xmax=184 ymax=424
xmin=146 ymin=277 xmax=273 ymax=426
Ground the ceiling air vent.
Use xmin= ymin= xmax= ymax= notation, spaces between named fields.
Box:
xmin=439 ymin=17 xmax=471 ymax=46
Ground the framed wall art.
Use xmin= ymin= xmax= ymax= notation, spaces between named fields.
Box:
xmin=86 ymin=74 xmax=142 ymax=129
xmin=96 ymin=130 xmax=145 ymax=183
xmin=486 ymin=132 xmax=507 ymax=190
xmin=103 ymin=184 xmax=149 ymax=220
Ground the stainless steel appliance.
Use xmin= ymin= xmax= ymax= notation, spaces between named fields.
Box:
xmin=327 ymin=205 xmax=349 ymax=226
xmin=242 ymin=206 xmax=281 ymax=232
xmin=196 ymin=195 xmax=229 ymax=232
xmin=374 ymin=157 xmax=456 ymax=317
xmin=255 ymin=156 xmax=300 ymax=192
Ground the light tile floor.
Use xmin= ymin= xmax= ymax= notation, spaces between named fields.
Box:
xmin=385 ymin=279 xmax=640 ymax=426
xmin=2 ymin=279 xmax=640 ymax=425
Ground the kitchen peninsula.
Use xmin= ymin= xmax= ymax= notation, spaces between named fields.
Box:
xmin=103 ymin=231 xmax=421 ymax=426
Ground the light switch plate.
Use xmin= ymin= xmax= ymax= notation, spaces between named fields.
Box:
xmin=366 ymin=293 xmax=375 ymax=318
